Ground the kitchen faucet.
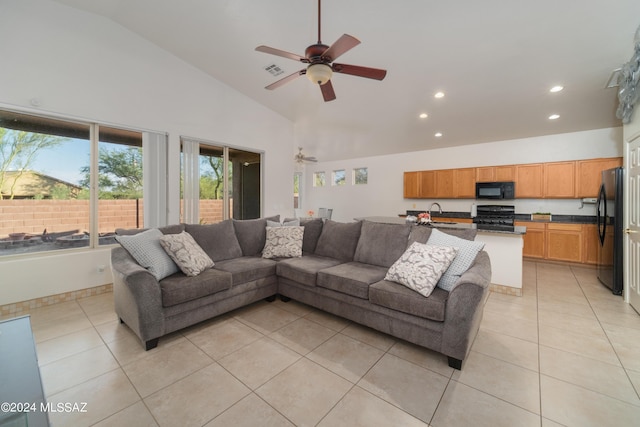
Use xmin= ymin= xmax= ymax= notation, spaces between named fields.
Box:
xmin=428 ymin=202 xmax=443 ymax=218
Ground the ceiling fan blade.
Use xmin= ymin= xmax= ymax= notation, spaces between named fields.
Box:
xmin=332 ymin=63 xmax=387 ymax=80
xmin=255 ymin=45 xmax=308 ymax=63
xmin=320 ymin=80 xmax=336 ymax=102
xmin=265 ymin=70 xmax=305 ymax=90
xmin=322 ymin=34 xmax=360 ymax=62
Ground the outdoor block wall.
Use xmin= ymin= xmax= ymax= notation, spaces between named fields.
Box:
xmin=0 ymin=199 xmax=225 ymax=237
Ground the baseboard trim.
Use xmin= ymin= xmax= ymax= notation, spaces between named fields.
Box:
xmin=0 ymin=284 xmax=113 ymax=319
xmin=489 ymin=283 xmax=522 ymax=297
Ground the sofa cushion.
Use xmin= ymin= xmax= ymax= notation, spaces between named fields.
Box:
xmin=385 ymin=242 xmax=458 ymax=297
xmin=314 ymin=220 xmax=362 ymax=261
xmin=232 ymin=216 xmax=279 ymax=256
xmin=267 ymin=218 xmax=300 ymax=227
xmin=262 ymin=226 xmax=304 ymax=258
xmin=408 ymin=226 xmax=477 ymax=245
xmin=159 ymin=231 xmax=214 ymax=276
xmin=159 ymin=268 xmax=232 ymax=307
xmin=354 ymin=221 xmax=411 ymax=267
xmin=427 ymin=228 xmax=485 ymax=291
xmin=185 ymin=220 xmax=243 ymax=262
xmin=369 ymin=280 xmax=449 ymax=321
xmin=115 ymin=228 xmax=179 ymax=280
xmin=276 ymin=255 xmax=344 ymax=287
xmin=286 ymin=217 xmax=324 ymax=254
xmin=214 ymin=256 xmax=277 ymax=285
xmin=317 ymin=261 xmax=388 ymax=299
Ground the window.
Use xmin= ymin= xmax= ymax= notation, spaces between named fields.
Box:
xmin=0 ymin=109 xmax=160 ymax=257
xmin=332 ymin=169 xmax=346 ymax=186
xmin=313 ymin=171 xmax=325 ymax=187
xmin=181 ymin=138 xmax=262 ymax=224
xmin=293 ymin=172 xmax=302 ymax=209
xmin=353 ymin=167 xmax=368 ymax=185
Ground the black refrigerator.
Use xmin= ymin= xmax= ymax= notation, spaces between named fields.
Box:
xmin=596 ymin=167 xmax=624 ymax=295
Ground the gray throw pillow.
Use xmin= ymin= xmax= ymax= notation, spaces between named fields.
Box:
xmin=160 ymin=231 xmax=214 ymax=276
xmin=385 ymin=242 xmax=458 ymax=297
xmin=115 ymin=228 xmax=179 ymax=280
xmin=267 ymin=218 xmax=300 ymax=227
xmin=426 ymin=228 xmax=485 ymax=291
xmin=262 ymin=226 xmax=304 ymax=258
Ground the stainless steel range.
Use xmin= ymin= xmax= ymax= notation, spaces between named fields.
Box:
xmin=473 ymin=205 xmax=515 ymax=231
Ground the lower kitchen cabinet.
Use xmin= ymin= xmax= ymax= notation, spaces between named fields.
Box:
xmin=546 ymin=223 xmax=583 ymax=263
xmin=515 ymin=221 xmax=545 ymax=259
xmin=517 ymin=221 xmax=596 ymax=264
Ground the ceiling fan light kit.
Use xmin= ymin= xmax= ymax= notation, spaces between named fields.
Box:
xmin=255 ymin=0 xmax=386 ymax=101
xmin=306 ymin=63 xmax=333 ymax=85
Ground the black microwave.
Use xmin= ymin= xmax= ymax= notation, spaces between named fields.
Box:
xmin=476 ymin=181 xmax=515 ymax=199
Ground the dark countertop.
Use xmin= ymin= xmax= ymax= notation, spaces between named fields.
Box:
xmin=358 ymin=216 xmax=526 ymax=235
xmin=405 ymin=210 xmax=597 ymax=224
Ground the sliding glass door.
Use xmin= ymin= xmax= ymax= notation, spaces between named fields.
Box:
xmin=181 ymin=138 xmax=261 ymax=224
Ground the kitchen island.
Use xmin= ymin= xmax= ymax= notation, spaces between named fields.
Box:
xmin=357 ymin=216 xmax=526 ymax=296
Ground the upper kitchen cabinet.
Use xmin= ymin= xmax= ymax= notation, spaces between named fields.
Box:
xmin=494 ymin=165 xmax=516 ymax=181
xmin=515 ymin=164 xmax=544 ymax=198
xmin=576 ymin=158 xmax=623 ymax=198
xmin=403 ymin=170 xmax=438 ymax=198
xmin=544 ymin=161 xmax=576 ymax=198
xmin=454 ymin=168 xmax=477 ymax=198
xmin=476 ymin=165 xmax=516 ymax=182
xmin=434 ymin=169 xmax=455 ymax=198
xmin=403 ymin=171 xmax=421 ymax=198
xmin=475 ymin=167 xmax=495 ymax=182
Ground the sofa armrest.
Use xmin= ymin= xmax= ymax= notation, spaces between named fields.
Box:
xmin=111 ymin=247 xmax=165 ymax=345
xmin=440 ymin=251 xmax=491 ymax=362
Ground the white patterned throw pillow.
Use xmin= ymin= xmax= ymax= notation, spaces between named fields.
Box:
xmin=426 ymin=228 xmax=485 ymax=291
xmin=115 ymin=228 xmax=179 ymax=280
xmin=262 ymin=226 xmax=304 ymax=258
xmin=159 ymin=231 xmax=214 ymax=276
xmin=385 ymin=242 xmax=458 ymax=297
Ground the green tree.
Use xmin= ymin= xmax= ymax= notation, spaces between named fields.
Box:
xmin=80 ymin=145 xmax=143 ymax=199
xmin=0 ymin=128 xmax=65 ymax=199
xmin=200 ymin=155 xmax=224 ymax=199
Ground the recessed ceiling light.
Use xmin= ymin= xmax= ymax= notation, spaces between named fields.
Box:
xmin=549 ymin=85 xmax=564 ymax=93
xmin=435 ymin=132 xmax=443 ymax=137
xmin=419 ymin=113 xmax=428 ymax=119
xmin=549 ymin=114 xmax=560 ymax=120
xmin=434 ymin=91 xmax=445 ymax=98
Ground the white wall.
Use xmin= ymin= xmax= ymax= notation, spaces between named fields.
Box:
xmin=302 ymin=127 xmax=624 ymax=223
xmin=0 ymin=0 xmax=295 ymax=305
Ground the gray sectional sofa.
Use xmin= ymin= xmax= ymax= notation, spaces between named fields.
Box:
xmin=110 ymin=217 xmax=491 ymax=370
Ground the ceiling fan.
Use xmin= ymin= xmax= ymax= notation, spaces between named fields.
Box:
xmin=295 ymin=147 xmax=318 ymax=163
xmin=255 ymin=0 xmax=387 ymax=102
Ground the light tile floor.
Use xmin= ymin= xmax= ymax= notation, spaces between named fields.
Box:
xmin=6 ymin=261 xmax=640 ymax=426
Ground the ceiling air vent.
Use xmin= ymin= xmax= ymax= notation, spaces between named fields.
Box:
xmin=264 ymin=64 xmax=284 ymax=77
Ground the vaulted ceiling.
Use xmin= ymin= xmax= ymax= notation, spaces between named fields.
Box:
xmin=52 ymin=0 xmax=640 ymax=161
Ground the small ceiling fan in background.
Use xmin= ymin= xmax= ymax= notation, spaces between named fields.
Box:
xmin=295 ymin=147 xmax=318 ymax=164
xmin=255 ymin=0 xmax=387 ymax=102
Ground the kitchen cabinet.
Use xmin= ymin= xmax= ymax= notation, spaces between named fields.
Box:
xmin=576 ymin=158 xmax=623 ymax=198
xmin=435 ymin=217 xmax=473 ymax=224
xmin=454 ymin=168 xmax=477 ymax=198
xmin=475 ymin=167 xmax=495 ymax=182
xmin=515 ymin=164 xmax=544 ymax=198
xmin=515 ymin=221 xmax=545 ymax=259
xmin=583 ymin=224 xmax=599 ymax=265
xmin=546 ymin=223 xmax=583 ymax=263
xmin=495 ymin=166 xmax=516 ymax=181
xmin=434 ymin=169 xmax=455 ymax=198
xmin=544 ymin=161 xmax=576 ymax=198
xmin=403 ymin=172 xmax=421 ymax=198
